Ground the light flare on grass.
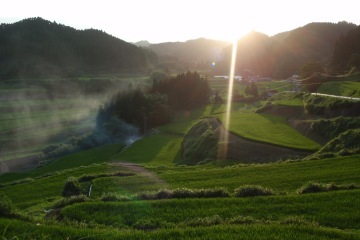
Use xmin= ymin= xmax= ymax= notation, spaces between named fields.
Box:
xmin=218 ymin=39 xmax=237 ymax=159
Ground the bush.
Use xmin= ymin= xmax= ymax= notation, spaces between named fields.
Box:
xmin=173 ymin=188 xmax=196 ymax=198
xmin=62 ymin=177 xmax=81 ymax=197
xmin=297 ymin=182 xmax=359 ymax=194
xmin=54 ymin=195 xmax=88 ymax=208
xmin=234 ymin=185 xmax=275 ymax=197
xmin=0 ymin=192 xmax=14 ymax=217
xmin=195 ymin=188 xmax=230 ymax=198
xmin=137 ymin=188 xmax=230 ymax=200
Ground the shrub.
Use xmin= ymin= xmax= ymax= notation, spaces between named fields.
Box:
xmin=195 ymin=188 xmax=230 ymax=198
xmin=297 ymin=182 xmax=359 ymax=194
xmin=0 ymin=192 xmax=14 ymax=217
xmin=62 ymin=177 xmax=81 ymax=197
xmin=155 ymin=189 xmax=174 ymax=199
xmin=138 ymin=192 xmax=157 ymax=200
xmin=172 ymin=188 xmax=195 ymax=198
xmin=54 ymin=195 xmax=88 ymax=208
xmin=234 ymin=185 xmax=275 ymax=197
xmin=296 ymin=182 xmax=327 ymax=194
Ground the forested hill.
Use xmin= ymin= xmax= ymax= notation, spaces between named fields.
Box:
xmin=219 ymin=22 xmax=358 ymax=78
xmin=0 ymin=17 xmax=158 ymax=78
xmin=149 ymin=38 xmax=231 ymax=66
xmin=148 ymin=22 xmax=357 ymax=77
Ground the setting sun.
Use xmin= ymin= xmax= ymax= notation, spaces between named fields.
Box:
xmin=1 ymin=0 xmax=359 ymax=43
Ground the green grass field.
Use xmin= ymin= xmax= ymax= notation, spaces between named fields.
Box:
xmin=1 ymin=74 xmax=359 ymax=239
xmin=217 ymin=111 xmax=321 ymax=150
xmin=115 ymin=134 xmax=182 ymax=165
xmin=318 ymin=80 xmax=360 ymax=97
xmin=1 ymin=153 xmax=359 ymax=239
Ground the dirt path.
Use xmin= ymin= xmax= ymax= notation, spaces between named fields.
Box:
xmin=110 ymin=162 xmax=167 ymax=185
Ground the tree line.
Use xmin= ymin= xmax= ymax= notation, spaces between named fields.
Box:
xmin=0 ymin=17 xmax=158 ymax=78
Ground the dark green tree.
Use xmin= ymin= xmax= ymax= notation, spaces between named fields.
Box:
xmin=300 ymin=62 xmax=324 ymax=79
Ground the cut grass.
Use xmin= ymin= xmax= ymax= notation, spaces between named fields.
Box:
xmin=217 ymin=112 xmax=321 ymax=150
xmin=158 ymin=155 xmax=360 ymax=192
xmin=60 ymin=190 xmax=360 ymax=230
xmin=318 ymin=80 xmax=360 ymax=97
xmin=114 ymin=134 xmax=182 ymax=165
xmin=0 ymin=219 xmax=357 ymax=240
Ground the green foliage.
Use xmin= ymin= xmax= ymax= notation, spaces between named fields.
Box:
xmin=54 ymin=195 xmax=88 ymax=208
xmin=300 ymin=62 xmax=324 ymax=79
xmin=100 ymin=193 xmax=133 ymax=202
xmin=218 ymin=112 xmax=320 ymax=151
xmin=0 ymin=192 xmax=14 ymax=217
xmin=0 ymin=18 xmax=156 ymax=78
xmin=137 ymin=188 xmax=230 ymax=200
xmin=1 ymin=218 xmax=356 ymax=240
xmin=234 ymin=185 xmax=275 ymax=197
xmin=96 ymin=88 xmax=172 ymax=135
xmin=303 ymin=94 xmax=360 ymax=117
xmin=330 ymin=25 xmax=360 ymax=74
xmin=297 ymin=182 xmax=358 ymax=194
xmin=60 ymin=190 xmax=360 ymax=230
xmin=181 ymin=118 xmax=218 ymax=164
xmin=152 ymin=71 xmax=209 ymax=110
xmin=310 ymin=129 xmax=360 ymax=159
xmin=39 ymin=144 xmax=124 ymax=173
xmin=245 ymin=82 xmax=259 ymax=97
xmin=62 ymin=177 xmax=81 ymax=197
xmin=310 ymin=117 xmax=360 ymax=140
xmin=267 ymin=92 xmax=305 ymax=107
xmin=116 ymin=133 xmax=182 ymax=165
xmin=302 ymin=73 xmax=325 ymax=92
xmin=317 ymin=79 xmax=360 ymax=97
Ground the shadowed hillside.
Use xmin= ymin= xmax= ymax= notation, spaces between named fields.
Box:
xmin=0 ymin=17 xmax=158 ymax=78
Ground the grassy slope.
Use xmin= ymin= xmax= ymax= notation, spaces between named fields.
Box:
xmin=2 ymin=76 xmax=359 ymax=238
xmin=217 ymin=111 xmax=321 ymax=150
xmin=2 ymin=154 xmax=359 ymax=210
xmin=61 ymin=190 xmax=360 ymax=229
xmin=0 ymin=144 xmax=124 ymax=183
xmin=91 ymin=155 xmax=360 ymax=194
xmin=317 ymin=73 xmax=360 ymax=97
xmin=115 ymin=134 xmax=182 ymax=165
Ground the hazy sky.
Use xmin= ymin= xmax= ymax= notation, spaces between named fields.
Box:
xmin=1 ymin=0 xmax=359 ymax=43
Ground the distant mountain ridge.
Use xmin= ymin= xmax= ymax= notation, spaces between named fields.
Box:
xmin=0 ymin=17 xmax=157 ymax=78
xmin=0 ymin=18 xmax=357 ymax=79
xmin=148 ymin=21 xmax=357 ymax=77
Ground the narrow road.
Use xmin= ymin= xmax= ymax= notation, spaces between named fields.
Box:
xmin=311 ymin=93 xmax=360 ymax=101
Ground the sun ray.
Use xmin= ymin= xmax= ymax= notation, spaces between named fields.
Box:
xmin=218 ymin=39 xmax=238 ymax=159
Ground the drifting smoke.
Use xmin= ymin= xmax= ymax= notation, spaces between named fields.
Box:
xmin=0 ymin=78 xmax=142 ymax=172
